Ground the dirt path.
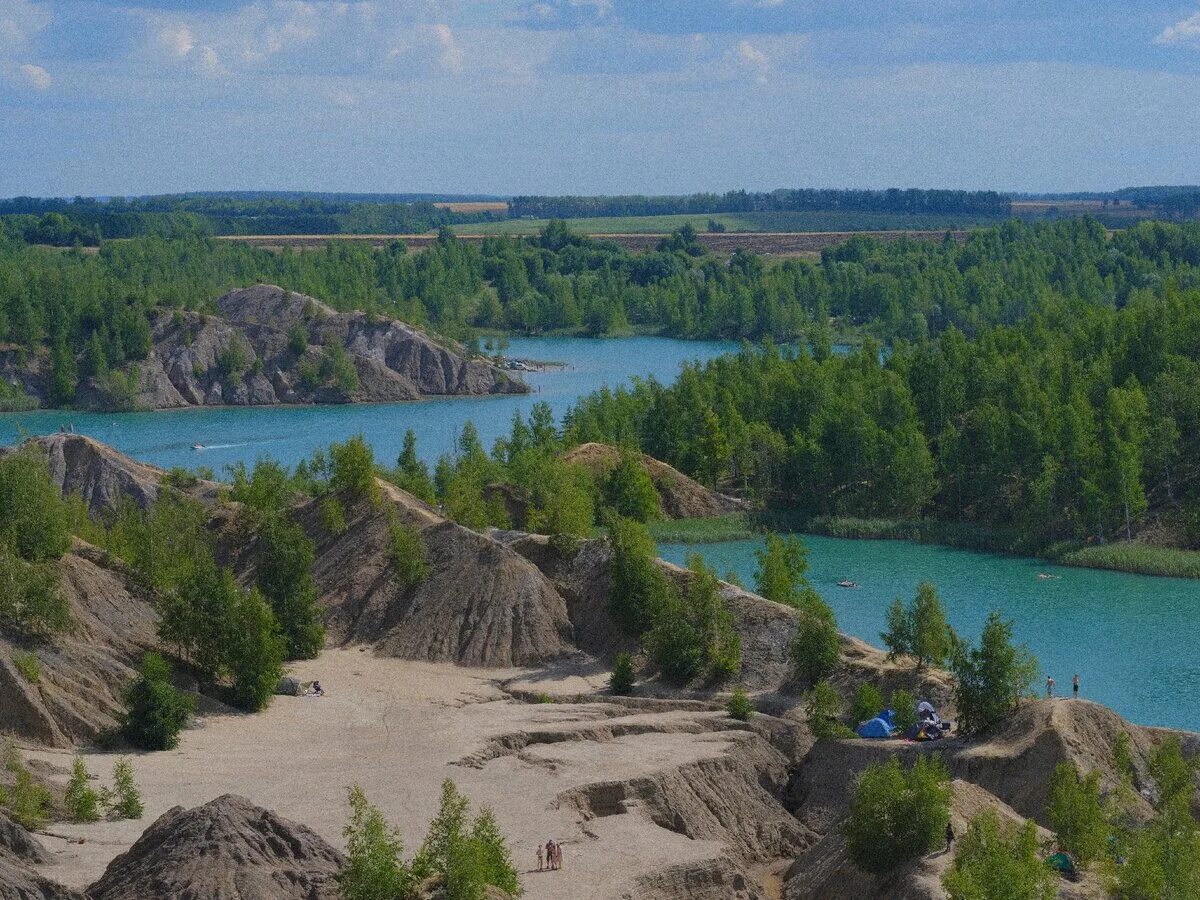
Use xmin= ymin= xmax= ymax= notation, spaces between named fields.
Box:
xmin=27 ymin=649 xmax=743 ymax=899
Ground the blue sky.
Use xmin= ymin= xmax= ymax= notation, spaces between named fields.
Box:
xmin=1 ymin=0 xmax=1199 ymax=197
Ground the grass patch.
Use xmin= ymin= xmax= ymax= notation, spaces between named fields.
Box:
xmin=648 ymin=513 xmax=758 ymax=543
xmin=805 ymin=516 xmax=1029 ymax=554
xmin=11 ymin=650 xmax=40 ymax=683
xmin=1053 ymin=543 xmax=1200 ymax=580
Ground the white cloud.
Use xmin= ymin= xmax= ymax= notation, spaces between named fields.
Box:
xmin=18 ymin=62 xmax=51 ymax=89
xmin=1156 ymin=12 xmax=1200 ymax=46
xmin=734 ymin=39 xmax=769 ymax=83
xmin=429 ymin=23 xmax=463 ymax=73
xmin=159 ymin=24 xmax=196 ymax=58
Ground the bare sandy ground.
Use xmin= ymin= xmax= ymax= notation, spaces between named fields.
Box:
xmin=27 ymin=648 xmax=742 ymax=899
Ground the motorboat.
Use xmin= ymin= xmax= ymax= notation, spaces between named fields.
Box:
xmin=836 ymin=580 xmax=859 ymax=588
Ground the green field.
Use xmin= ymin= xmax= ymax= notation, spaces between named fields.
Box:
xmin=452 ymin=210 xmax=1009 ymax=236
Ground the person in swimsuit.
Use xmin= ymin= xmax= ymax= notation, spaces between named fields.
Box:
xmin=1046 ymin=675 xmax=1055 ymax=698
xmin=1072 ymin=673 xmax=1079 ymax=698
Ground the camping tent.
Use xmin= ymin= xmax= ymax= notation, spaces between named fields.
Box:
xmin=856 ymin=717 xmax=894 ymax=739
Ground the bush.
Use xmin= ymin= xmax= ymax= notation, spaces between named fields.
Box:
xmin=1047 ymin=761 xmax=1107 ymax=864
xmin=0 ymin=740 xmax=51 ymax=830
xmin=0 ymin=447 xmax=72 ymax=562
xmin=65 ymin=756 xmax=101 ymax=822
xmin=0 ymin=546 xmax=71 ymax=635
xmin=603 ymin=449 xmax=660 ymax=523
xmin=753 ymin=533 xmax=813 ymax=607
xmin=257 ymin=517 xmax=324 ymax=660
xmin=330 ymin=435 xmax=378 ymax=503
xmin=805 ymin=680 xmax=853 ymax=740
xmin=610 ymin=652 xmax=635 ymax=695
xmin=337 ymin=785 xmax=414 ymax=900
xmin=789 ymin=598 xmax=840 ymax=686
xmin=851 ymin=682 xmax=884 ymax=726
xmin=726 ymin=686 xmax=754 ymax=721
xmin=890 ymin=688 xmax=918 ymax=734
xmin=942 ymin=809 xmax=1055 ymax=900
xmin=109 ymin=758 xmax=143 ymax=819
xmin=387 ymin=515 xmax=430 ymax=589
xmin=11 ymin=649 xmax=40 ymax=683
xmin=122 ymin=652 xmax=195 ymax=751
xmin=951 ymin=611 xmax=1038 ymax=734
xmin=319 ymin=496 xmax=347 ymax=535
xmin=844 ymin=755 xmax=952 ymax=874
xmin=287 ymin=323 xmax=308 ymax=355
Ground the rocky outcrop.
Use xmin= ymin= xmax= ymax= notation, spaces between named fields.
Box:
xmin=1 ymin=285 xmax=526 ymax=411
xmin=0 ymin=544 xmax=159 ymax=746
xmin=562 ymin=442 xmax=749 ymax=519
xmin=0 ymin=811 xmax=83 ymax=900
xmin=291 ymin=482 xmax=576 ymax=667
xmin=88 ymin=794 xmax=344 ymax=900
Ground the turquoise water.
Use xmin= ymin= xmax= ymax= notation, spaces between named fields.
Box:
xmin=0 ymin=336 xmax=738 ymax=473
xmin=4 ymin=334 xmax=1197 ymax=731
xmin=660 ymin=536 xmax=1200 ymax=732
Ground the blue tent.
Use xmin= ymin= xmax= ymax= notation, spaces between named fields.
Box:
xmin=856 ymin=716 xmax=894 ymax=739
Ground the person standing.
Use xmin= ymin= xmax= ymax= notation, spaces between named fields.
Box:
xmin=537 ymin=843 xmax=544 ymax=872
xmin=945 ymin=821 xmax=955 ymax=853
xmin=1073 ymin=673 xmax=1080 ymax=699
xmin=1046 ymin=675 xmax=1055 ymax=698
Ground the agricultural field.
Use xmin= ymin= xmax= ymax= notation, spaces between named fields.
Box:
xmin=452 ymin=209 xmax=1008 ymax=235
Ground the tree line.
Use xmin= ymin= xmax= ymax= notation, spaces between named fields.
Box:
xmin=509 ymin=188 xmax=1011 ymax=220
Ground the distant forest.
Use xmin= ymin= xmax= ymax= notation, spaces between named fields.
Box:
xmin=508 ymin=188 xmax=1012 ymax=220
xmin=0 ymin=194 xmax=501 ymax=246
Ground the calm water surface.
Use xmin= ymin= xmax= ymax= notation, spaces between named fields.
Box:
xmin=0 ymin=336 xmax=738 ymax=471
xmin=660 ymin=536 xmax=1200 ymax=732
xmin=3 ymin=335 xmax=1197 ymax=731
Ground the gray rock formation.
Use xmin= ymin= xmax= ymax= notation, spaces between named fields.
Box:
xmin=1 ymin=285 xmax=526 ymax=411
xmin=88 ymin=794 xmax=344 ymax=900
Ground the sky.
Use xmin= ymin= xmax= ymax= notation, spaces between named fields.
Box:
xmin=1 ymin=0 xmax=1199 ymax=197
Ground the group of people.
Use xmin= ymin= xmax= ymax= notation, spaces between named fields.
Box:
xmin=536 ymin=839 xmax=563 ymax=872
xmin=1046 ymin=673 xmax=1080 ymax=699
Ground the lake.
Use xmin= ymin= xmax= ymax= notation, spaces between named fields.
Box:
xmin=0 ymin=336 xmax=739 ymax=473
xmin=3 ymin=334 xmax=1197 ymax=732
xmin=660 ymin=536 xmax=1199 ymax=732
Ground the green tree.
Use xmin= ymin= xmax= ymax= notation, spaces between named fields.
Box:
xmin=0 ymin=741 xmax=51 ymax=830
xmin=1047 ymin=761 xmax=1107 ymax=864
xmin=469 ymin=807 xmax=521 ymax=898
xmin=943 ymin=810 xmax=1055 ymax=900
xmin=256 ymin=517 xmax=324 ymax=660
xmin=951 ymin=612 xmax=1038 ymax=734
xmin=753 ymin=533 xmax=815 ymax=608
xmin=804 ymin=680 xmax=849 ymax=740
xmin=225 ymin=587 xmax=285 ymax=712
xmin=726 ymin=685 xmax=754 ymax=721
xmin=851 ymin=682 xmax=884 ymax=725
xmin=337 ymin=786 xmax=414 ymax=900
xmin=881 ymin=596 xmax=913 ymax=661
xmin=844 ymin=756 xmax=952 ymax=874
xmin=65 ymin=756 xmax=101 ymax=822
xmin=121 ymin=652 xmax=195 ymax=751
xmin=882 ymin=582 xmax=953 ymax=668
xmin=603 ymin=449 xmax=661 ymax=522
xmin=606 ymin=515 xmax=670 ymax=635
xmin=387 ymin=515 xmax=430 ymax=589
xmin=110 ymin=758 xmax=143 ymax=819
xmin=394 ymin=428 xmax=436 ymax=505
xmin=610 ymin=651 xmax=635 ymax=695
xmin=890 ymin=688 xmax=918 ymax=734
xmin=789 ymin=596 xmax=840 ymax=686
xmin=330 ymin=434 xmax=378 ymax=503
xmin=0 ymin=446 xmax=72 ymax=562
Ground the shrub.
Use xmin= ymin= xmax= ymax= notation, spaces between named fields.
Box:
xmin=0 ymin=740 xmax=51 ymax=830
xmin=1113 ymin=731 xmax=1134 ymax=780
xmin=1047 ymin=761 xmax=1107 ymax=864
xmin=287 ymin=323 xmax=308 ymax=355
xmin=337 ymin=785 xmax=414 ymax=900
xmin=392 ymin=429 xmax=437 ymax=505
xmin=1114 ymin=795 xmax=1200 ymax=900
xmin=320 ymin=496 xmax=347 ymax=535
xmin=1149 ymin=735 xmax=1198 ymax=805
xmin=122 ymin=652 xmax=195 ymax=751
xmin=387 ymin=516 xmax=430 ymax=589
xmin=65 ymin=756 xmax=101 ymax=822
xmin=603 ymin=449 xmax=660 ymax=523
xmin=0 ymin=546 xmax=71 ymax=635
xmin=844 ymin=755 xmax=952 ymax=874
xmin=726 ymin=686 xmax=754 ymax=721
xmin=890 ymin=688 xmax=918 ymax=734
xmin=0 ymin=447 xmax=72 ymax=562
xmin=851 ymin=682 xmax=884 ymax=726
xmin=610 ymin=652 xmax=635 ymax=695
xmin=228 ymin=458 xmax=296 ymax=520
xmin=753 ymin=533 xmax=813 ymax=607
xmin=11 ymin=650 xmax=40 ymax=683
xmin=805 ymin=680 xmax=853 ymax=740
xmin=330 ymin=435 xmax=378 ymax=503
xmin=942 ymin=809 xmax=1055 ymax=900
xmin=789 ymin=598 xmax=840 ymax=686
xmin=109 ymin=758 xmax=143 ymax=819
xmin=951 ymin=611 xmax=1038 ymax=734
